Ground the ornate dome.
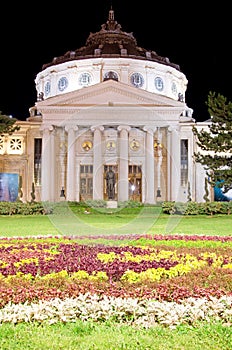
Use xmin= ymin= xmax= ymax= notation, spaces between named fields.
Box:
xmin=42 ymin=8 xmax=180 ymax=72
xmin=34 ymin=7 xmax=188 ymax=106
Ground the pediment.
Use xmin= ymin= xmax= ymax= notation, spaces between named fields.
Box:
xmin=37 ymin=79 xmax=183 ymax=109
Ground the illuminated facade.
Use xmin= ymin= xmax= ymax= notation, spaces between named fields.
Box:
xmin=0 ymin=9 xmax=211 ymax=203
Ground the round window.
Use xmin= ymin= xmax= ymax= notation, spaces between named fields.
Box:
xmin=154 ymin=77 xmax=164 ymax=91
xmin=130 ymin=73 xmax=144 ymax=88
xmin=79 ymin=73 xmax=92 ymax=86
xmin=58 ymin=77 xmax=68 ymax=91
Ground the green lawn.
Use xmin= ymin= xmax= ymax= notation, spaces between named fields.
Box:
xmin=0 ymin=205 xmax=232 ymax=237
xmin=1 ymin=320 xmax=231 ymax=350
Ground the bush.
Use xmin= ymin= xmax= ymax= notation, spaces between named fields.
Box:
xmin=162 ymin=201 xmax=232 ymax=215
xmin=0 ymin=202 xmax=52 ymax=215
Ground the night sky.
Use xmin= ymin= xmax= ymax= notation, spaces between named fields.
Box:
xmin=1 ymin=1 xmax=230 ymax=122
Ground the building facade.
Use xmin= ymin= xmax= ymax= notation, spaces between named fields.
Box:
xmin=0 ymin=9 xmax=211 ymax=204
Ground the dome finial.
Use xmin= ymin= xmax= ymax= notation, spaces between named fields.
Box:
xmin=109 ymin=5 xmax=114 ymax=21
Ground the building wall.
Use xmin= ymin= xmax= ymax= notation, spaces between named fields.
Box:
xmin=0 ymin=79 xmax=210 ymax=205
xmin=0 ymin=118 xmax=210 ymax=204
xmin=35 ymin=58 xmax=187 ymax=103
xmin=0 ymin=121 xmax=42 ymax=202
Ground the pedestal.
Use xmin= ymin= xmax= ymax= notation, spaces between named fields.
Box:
xmin=106 ymin=201 xmax=118 ymax=209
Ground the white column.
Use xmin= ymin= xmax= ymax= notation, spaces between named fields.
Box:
xmin=170 ymin=127 xmax=181 ymax=201
xmin=117 ymin=125 xmax=130 ymax=202
xmin=188 ymin=135 xmax=194 ymax=201
xmin=156 ymin=127 xmax=163 ymax=199
xmin=167 ymin=127 xmax=172 ymax=201
xmin=144 ymin=126 xmax=156 ymax=204
xmin=65 ymin=125 xmax=78 ymax=201
xmin=59 ymin=127 xmax=66 ymax=200
xmin=50 ymin=128 xmax=56 ymax=202
xmin=91 ymin=126 xmax=104 ymax=200
xmin=41 ymin=125 xmax=53 ymax=201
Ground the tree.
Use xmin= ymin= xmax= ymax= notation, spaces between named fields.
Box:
xmin=30 ymin=182 xmax=36 ymax=203
xmin=192 ymin=91 xmax=232 ymax=193
xmin=0 ymin=111 xmax=20 ymax=135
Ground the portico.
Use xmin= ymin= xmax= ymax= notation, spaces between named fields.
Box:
xmin=37 ymin=79 xmax=191 ymax=204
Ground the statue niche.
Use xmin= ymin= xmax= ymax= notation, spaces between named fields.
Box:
xmin=105 ymin=166 xmax=116 ymax=200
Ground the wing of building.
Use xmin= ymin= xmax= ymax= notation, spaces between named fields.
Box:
xmin=0 ymin=8 xmax=211 ymax=204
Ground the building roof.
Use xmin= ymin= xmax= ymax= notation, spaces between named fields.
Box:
xmin=42 ymin=8 xmax=180 ymax=72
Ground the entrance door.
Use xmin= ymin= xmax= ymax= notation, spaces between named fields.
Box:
xmin=128 ymin=165 xmax=142 ymax=202
xmin=80 ymin=165 xmax=93 ymax=201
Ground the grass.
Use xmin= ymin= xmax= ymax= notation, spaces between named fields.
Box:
xmin=0 ymin=215 xmax=59 ymax=237
xmin=0 ymin=205 xmax=232 ymax=237
xmin=0 ymin=320 xmax=231 ymax=350
xmin=0 ymin=206 xmax=232 ymax=349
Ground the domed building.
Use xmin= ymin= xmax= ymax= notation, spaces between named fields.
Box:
xmin=0 ymin=8 xmax=210 ymax=204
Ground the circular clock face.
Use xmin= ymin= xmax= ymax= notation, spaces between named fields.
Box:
xmin=44 ymin=81 xmax=51 ymax=96
xmin=130 ymin=139 xmax=140 ymax=151
xmin=130 ymin=73 xmax=144 ymax=88
xmin=58 ymin=77 xmax=68 ymax=91
xmin=79 ymin=73 xmax=92 ymax=86
xmin=82 ymin=141 xmax=92 ymax=151
xmin=154 ymin=77 xmax=164 ymax=91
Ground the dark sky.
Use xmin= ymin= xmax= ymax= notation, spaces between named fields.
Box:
xmin=1 ymin=1 xmax=231 ymax=122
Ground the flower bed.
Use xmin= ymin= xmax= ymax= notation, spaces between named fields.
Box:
xmin=0 ymin=234 xmax=232 ymax=327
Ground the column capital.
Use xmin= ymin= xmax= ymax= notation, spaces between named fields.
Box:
xmin=40 ymin=124 xmax=54 ymax=132
xmin=65 ymin=125 xmax=78 ymax=132
xmin=117 ymin=125 xmax=131 ymax=132
xmin=168 ymin=125 xmax=180 ymax=133
xmin=143 ymin=126 xmax=157 ymax=134
xmin=91 ymin=125 xmax=104 ymax=132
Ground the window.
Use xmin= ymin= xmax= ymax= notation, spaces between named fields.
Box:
xmin=80 ymin=165 xmax=93 ymax=199
xmin=10 ymin=138 xmax=22 ymax=151
xmin=0 ymin=137 xmax=5 ymax=154
xmin=34 ymin=139 xmax=42 ymax=185
xmin=180 ymin=139 xmax=188 ymax=186
xmin=58 ymin=77 xmax=68 ymax=91
xmin=154 ymin=77 xmax=164 ymax=91
xmin=130 ymin=73 xmax=144 ymax=88
xmin=128 ymin=165 xmax=142 ymax=201
xmin=79 ymin=73 xmax=92 ymax=86
xmin=44 ymin=81 xmax=51 ymax=96
xmin=80 ymin=165 xmax=93 ymax=174
xmin=103 ymin=71 xmax=118 ymax=81
xmin=171 ymin=81 xmax=177 ymax=95
xmin=128 ymin=165 xmax=141 ymax=174
xmin=7 ymin=138 xmax=23 ymax=154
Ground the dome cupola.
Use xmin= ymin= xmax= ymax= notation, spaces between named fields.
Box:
xmin=35 ymin=7 xmax=187 ymax=104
